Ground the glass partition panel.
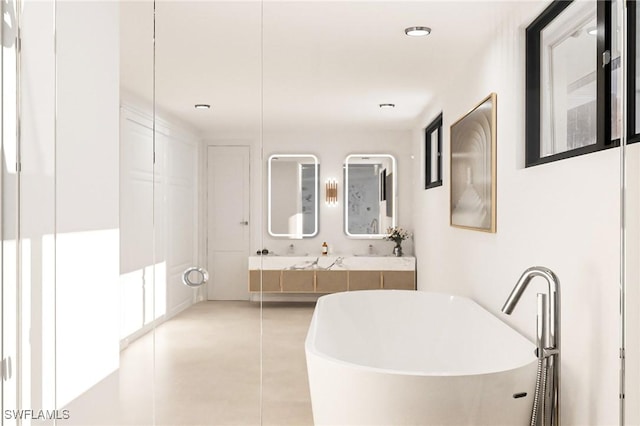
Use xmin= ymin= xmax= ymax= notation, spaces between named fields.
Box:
xmin=0 ymin=1 xmax=126 ymax=423
xmin=18 ymin=0 xmax=57 ymax=421
xmin=54 ymin=1 xmax=138 ymax=423
xmin=118 ymin=1 xmax=157 ymax=424
xmin=5 ymin=0 xmax=264 ymax=424
xmin=154 ymin=1 xmax=262 ymax=424
xmin=1 ymin=0 xmax=18 ymax=421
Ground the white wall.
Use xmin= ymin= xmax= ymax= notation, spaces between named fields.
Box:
xmin=261 ymin=128 xmax=414 ymax=258
xmin=626 ymin=144 xmax=640 ymax=425
xmin=203 ymin=128 xmax=414 ymax=263
xmin=622 ymin=43 xmax=640 ymax=415
xmin=411 ymin=3 xmax=619 ymax=424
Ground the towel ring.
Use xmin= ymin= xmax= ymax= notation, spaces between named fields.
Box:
xmin=182 ymin=267 xmax=209 ymax=288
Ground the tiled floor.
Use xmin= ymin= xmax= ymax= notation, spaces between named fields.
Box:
xmin=119 ymin=301 xmax=316 ymax=425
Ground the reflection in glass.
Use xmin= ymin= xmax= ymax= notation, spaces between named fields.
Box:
xmin=344 ymin=154 xmax=396 ymax=238
xmin=268 ymin=154 xmax=319 ymax=238
xmin=430 ymin=130 xmax=439 ymax=183
xmin=611 ymin=0 xmax=621 ymax=140
xmin=347 ymin=165 xmax=381 ymax=234
xmin=540 ymin=1 xmax=597 ymax=157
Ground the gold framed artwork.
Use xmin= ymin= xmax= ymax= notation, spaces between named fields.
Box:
xmin=450 ymin=93 xmax=497 ymax=233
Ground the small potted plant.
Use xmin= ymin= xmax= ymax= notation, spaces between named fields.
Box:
xmin=384 ymin=226 xmax=411 ymax=257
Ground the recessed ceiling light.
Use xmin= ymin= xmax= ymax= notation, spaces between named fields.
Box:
xmin=379 ymin=103 xmax=395 ymax=109
xmin=194 ymin=104 xmax=211 ymax=109
xmin=405 ymin=26 xmax=431 ymax=37
xmin=587 ymin=26 xmax=597 ymax=36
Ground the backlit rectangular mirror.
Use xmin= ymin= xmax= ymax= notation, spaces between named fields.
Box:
xmin=268 ymin=154 xmax=319 ymax=238
xmin=344 ymin=154 xmax=396 ymax=238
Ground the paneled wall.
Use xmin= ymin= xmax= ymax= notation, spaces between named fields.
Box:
xmin=119 ymin=102 xmax=200 ymax=343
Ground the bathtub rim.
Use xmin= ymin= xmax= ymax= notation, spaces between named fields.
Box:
xmin=305 ymin=289 xmax=537 ymax=378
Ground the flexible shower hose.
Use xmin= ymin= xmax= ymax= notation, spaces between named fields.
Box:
xmin=530 ymin=357 xmax=548 ymax=426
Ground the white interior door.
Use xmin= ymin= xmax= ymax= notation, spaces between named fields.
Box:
xmin=207 ymin=146 xmax=250 ymax=300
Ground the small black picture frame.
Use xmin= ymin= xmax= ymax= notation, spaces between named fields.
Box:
xmin=425 ymin=112 xmax=443 ymax=189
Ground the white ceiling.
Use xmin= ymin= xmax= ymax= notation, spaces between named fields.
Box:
xmin=120 ymin=1 xmax=543 ymax=137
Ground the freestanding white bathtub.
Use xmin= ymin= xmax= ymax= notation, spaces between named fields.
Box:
xmin=305 ymin=290 xmax=537 ymax=425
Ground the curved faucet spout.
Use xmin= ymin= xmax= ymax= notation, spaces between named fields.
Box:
xmin=502 ymin=266 xmax=559 ymax=311
xmin=369 ymin=218 xmax=378 ymax=234
xmin=502 ymin=266 xmax=559 ymax=348
xmin=502 ymin=266 xmax=560 ymax=426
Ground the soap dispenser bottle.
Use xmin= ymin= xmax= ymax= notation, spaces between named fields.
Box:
xmin=322 ymin=242 xmax=328 ymax=256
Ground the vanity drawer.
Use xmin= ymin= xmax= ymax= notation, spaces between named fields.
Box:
xmin=348 ymin=271 xmax=382 ymax=291
xmin=382 ymin=271 xmax=415 ymax=290
xmin=248 ymin=270 xmax=281 ymax=292
xmin=281 ymin=270 xmax=315 ymax=292
xmin=316 ymin=270 xmax=348 ymax=293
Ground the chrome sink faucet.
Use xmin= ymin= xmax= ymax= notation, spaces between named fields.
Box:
xmin=502 ymin=266 xmax=560 ymax=426
xmin=369 ymin=218 xmax=378 ymax=234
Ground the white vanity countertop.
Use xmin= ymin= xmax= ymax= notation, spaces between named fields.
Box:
xmin=248 ymin=255 xmax=415 ymax=271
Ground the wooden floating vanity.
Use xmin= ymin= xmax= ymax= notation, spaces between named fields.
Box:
xmin=248 ymin=256 xmax=416 ymax=293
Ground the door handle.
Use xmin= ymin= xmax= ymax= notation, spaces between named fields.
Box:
xmin=182 ymin=267 xmax=209 ymax=288
xmin=240 ymin=221 xmax=249 ymax=225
